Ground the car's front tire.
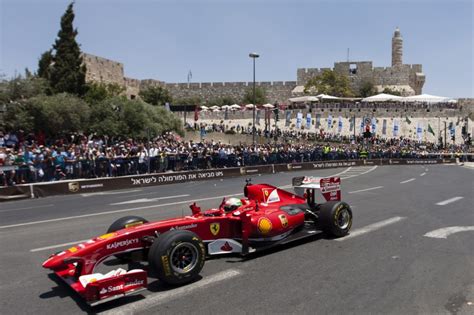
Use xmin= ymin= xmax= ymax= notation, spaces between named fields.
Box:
xmin=148 ymin=230 xmax=205 ymax=285
xmin=319 ymin=201 xmax=352 ymax=237
xmin=107 ymin=215 xmax=148 ymax=260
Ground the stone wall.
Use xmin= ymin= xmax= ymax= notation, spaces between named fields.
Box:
xmin=164 ymin=81 xmax=297 ymax=104
xmin=83 ymin=53 xmax=124 ymax=86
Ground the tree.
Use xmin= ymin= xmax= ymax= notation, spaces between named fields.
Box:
xmin=37 ymin=50 xmax=53 ymax=81
xmin=139 ymin=85 xmax=172 ymax=106
xmin=304 ymin=69 xmax=354 ymax=97
xmin=382 ymin=87 xmax=402 ymax=96
xmin=359 ymin=80 xmax=376 ymax=97
xmin=1 ymin=74 xmax=49 ymax=101
xmin=174 ymin=96 xmax=202 ymax=106
xmin=207 ymin=96 xmax=238 ymax=106
xmin=84 ymin=82 xmax=125 ymax=104
xmin=243 ymin=86 xmax=266 ymax=104
xmin=26 ymin=93 xmax=91 ymax=137
xmin=49 ymin=3 xmax=86 ymax=96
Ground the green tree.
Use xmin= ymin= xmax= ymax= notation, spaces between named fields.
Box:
xmin=37 ymin=50 xmax=53 ymax=81
xmin=304 ymin=69 xmax=354 ymax=97
xmin=382 ymin=87 xmax=402 ymax=96
xmin=49 ymin=3 xmax=86 ymax=96
xmin=1 ymin=74 xmax=49 ymax=101
xmin=26 ymin=93 xmax=91 ymax=136
xmin=84 ymin=82 xmax=125 ymax=104
xmin=2 ymin=101 xmax=35 ymax=132
xmin=207 ymin=96 xmax=238 ymax=106
xmin=243 ymin=86 xmax=266 ymax=104
xmin=139 ymin=85 xmax=172 ymax=106
xmin=359 ymin=80 xmax=376 ymax=97
xmin=174 ymin=96 xmax=202 ymax=106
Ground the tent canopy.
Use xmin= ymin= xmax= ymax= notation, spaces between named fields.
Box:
xmin=262 ymin=103 xmax=275 ymax=108
xmin=316 ymin=94 xmax=339 ymax=100
xmin=361 ymin=93 xmax=403 ymax=102
xmin=402 ymin=94 xmax=455 ymax=103
xmin=288 ymin=96 xmax=319 ymax=103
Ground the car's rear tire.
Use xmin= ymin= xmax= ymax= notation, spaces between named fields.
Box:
xmin=319 ymin=201 xmax=352 ymax=238
xmin=107 ymin=216 xmax=148 ymax=260
xmin=148 ymin=230 xmax=205 ymax=286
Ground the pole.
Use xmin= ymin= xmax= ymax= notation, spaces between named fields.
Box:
xmin=444 ymin=121 xmax=447 ymax=148
xmin=353 ymin=116 xmax=356 ymax=142
xmin=252 ymin=57 xmax=256 ymax=145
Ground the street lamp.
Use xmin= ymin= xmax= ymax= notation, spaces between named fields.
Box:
xmin=249 ymin=52 xmax=259 ymax=145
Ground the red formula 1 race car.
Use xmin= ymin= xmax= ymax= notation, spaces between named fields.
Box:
xmin=42 ymin=177 xmax=352 ymax=306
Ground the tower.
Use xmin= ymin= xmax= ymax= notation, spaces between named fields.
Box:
xmin=391 ymin=27 xmax=403 ymax=67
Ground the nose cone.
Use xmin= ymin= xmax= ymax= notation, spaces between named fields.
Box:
xmin=42 ymin=255 xmax=62 ymax=269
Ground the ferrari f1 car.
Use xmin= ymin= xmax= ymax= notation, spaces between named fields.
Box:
xmin=42 ymin=177 xmax=352 ymax=306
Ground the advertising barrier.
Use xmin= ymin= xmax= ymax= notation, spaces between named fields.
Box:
xmin=0 ymin=158 xmax=457 ymax=200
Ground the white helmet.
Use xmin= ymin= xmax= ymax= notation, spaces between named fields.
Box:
xmin=223 ymin=197 xmax=243 ymax=212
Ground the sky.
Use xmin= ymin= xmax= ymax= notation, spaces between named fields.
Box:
xmin=1 ymin=0 xmax=473 ymax=97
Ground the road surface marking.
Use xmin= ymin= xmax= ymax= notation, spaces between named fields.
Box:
xmin=0 ymin=204 xmax=54 ymax=213
xmin=424 ymin=226 xmax=474 ymax=239
xmin=400 ymin=178 xmax=416 ymax=184
xmin=336 ymin=217 xmax=406 ymax=241
xmin=436 ymin=196 xmax=464 ymax=206
xmin=0 ymin=193 xmax=243 ymax=230
xmin=80 ymin=189 xmax=142 ymax=197
xmin=30 ymin=239 xmax=90 ymax=252
xmin=341 ymin=166 xmax=378 ymax=179
xmin=100 ymin=269 xmax=242 ymax=315
xmin=420 ymin=172 xmax=426 ymax=176
xmin=348 ymin=186 xmax=384 ymax=194
xmin=110 ymin=194 xmax=190 ymax=205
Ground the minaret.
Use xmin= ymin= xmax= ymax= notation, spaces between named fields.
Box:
xmin=391 ymin=27 xmax=403 ymax=67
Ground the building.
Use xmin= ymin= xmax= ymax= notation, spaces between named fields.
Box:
xmin=83 ymin=27 xmax=425 ymax=102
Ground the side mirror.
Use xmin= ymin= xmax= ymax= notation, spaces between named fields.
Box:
xmin=190 ymin=203 xmax=201 ymax=215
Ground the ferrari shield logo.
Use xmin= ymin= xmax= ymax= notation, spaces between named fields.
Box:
xmin=210 ymin=223 xmax=220 ymax=236
xmin=68 ymin=182 xmax=79 ymax=193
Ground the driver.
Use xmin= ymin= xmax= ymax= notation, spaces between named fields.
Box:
xmin=223 ymin=197 xmax=243 ymax=212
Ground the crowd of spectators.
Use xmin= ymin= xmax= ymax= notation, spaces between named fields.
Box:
xmin=0 ymin=129 xmax=469 ymax=186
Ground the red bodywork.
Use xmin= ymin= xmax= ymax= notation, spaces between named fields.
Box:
xmin=42 ymin=179 xmax=340 ymax=305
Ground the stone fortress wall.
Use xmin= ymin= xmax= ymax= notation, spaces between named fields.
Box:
xmin=82 ymin=28 xmax=426 ymax=103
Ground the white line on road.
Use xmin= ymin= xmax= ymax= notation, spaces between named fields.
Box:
xmin=341 ymin=166 xmax=378 ymax=179
xmin=348 ymin=186 xmax=384 ymax=194
xmin=424 ymin=226 xmax=474 ymax=239
xmin=80 ymin=189 xmax=142 ymax=197
xmin=30 ymin=239 xmax=90 ymax=252
xmin=400 ymin=178 xmax=416 ymax=184
xmin=0 ymin=193 xmax=243 ymax=230
xmin=0 ymin=204 xmax=54 ymax=213
xmin=436 ymin=196 xmax=464 ymax=206
xmin=110 ymin=194 xmax=190 ymax=205
xmin=336 ymin=217 xmax=406 ymax=241
xmin=420 ymin=172 xmax=426 ymax=176
xmin=100 ymin=269 xmax=242 ymax=315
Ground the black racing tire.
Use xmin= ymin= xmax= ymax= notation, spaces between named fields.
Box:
xmin=148 ymin=230 xmax=205 ymax=286
xmin=319 ymin=201 xmax=353 ymax=238
xmin=107 ymin=216 xmax=148 ymax=260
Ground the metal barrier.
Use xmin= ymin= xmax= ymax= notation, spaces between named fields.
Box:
xmin=0 ymin=158 xmax=457 ymax=201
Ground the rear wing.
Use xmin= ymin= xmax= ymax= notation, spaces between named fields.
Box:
xmin=293 ymin=176 xmax=341 ymax=202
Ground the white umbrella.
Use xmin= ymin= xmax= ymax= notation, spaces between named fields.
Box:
xmin=262 ymin=103 xmax=275 ymax=108
xmin=402 ymin=94 xmax=452 ymax=104
xmin=212 ymin=108 xmax=221 ymax=112
xmin=361 ymin=93 xmax=402 ymax=102
xmin=230 ymin=104 xmax=241 ymax=109
xmin=210 ymin=105 xmax=220 ymax=110
xmin=288 ymin=96 xmax=319 ymax=103
xmin=221 ymin=105 xmax=230 ymax=109
xmin=200 ymin=105 xmax=209 ymax=109
xmin=200 ymin=108 xmax=208 ymax=112
xmin=316 ymin=94 xmax=339 ymax=100
xmin=245 ymin=104 xmax=255 ymax=109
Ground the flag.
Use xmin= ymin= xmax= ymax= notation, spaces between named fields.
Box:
xmin=296 ymin=112 xmax=303 ymax=129
xmin=371 ymin=117 xmax=377 ymax=133
xmin=416 ymin=122 xmax=423 ymax=141
xmin=306 ymin=113 xmax=311 ymax=129
xmin=405 ymin=116 xmax=411 ymax=124
xmin=349 ymin=117 xmax=354 ymax=132
xmin=194 ymin=106 xmax=199 ymax=121
xmin=327 ymin=115 xmax=333 ymax=129
xmin=338 ymin=116 xmax=343 ymax=133
xmin=165 ymin=102 xmax=170 ymax=111
xmin=382 ymin=119 xmax=387 ymax=135
xmin=256 ymin=109 xmax=261 ymax=125
xmin=316 ymin=114 xmax=321 ymax=129
xmin=360 ymin=117 xmax=365 ymax=133
xmin=285 ymin=110 xmax=291 ymax=127
xmin=187 ymin=70 xmax=192 ymax=82
xmin=393 ymin=119 xmax=399 ymax=137
xmin=224 ymin=107 xmax=229 ymax=120
xmin=428 ymin=124 xmax=435 ymax=136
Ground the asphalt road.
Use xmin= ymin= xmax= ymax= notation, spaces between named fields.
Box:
xmin=0 ymin=165 xmax=473 ymax=315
